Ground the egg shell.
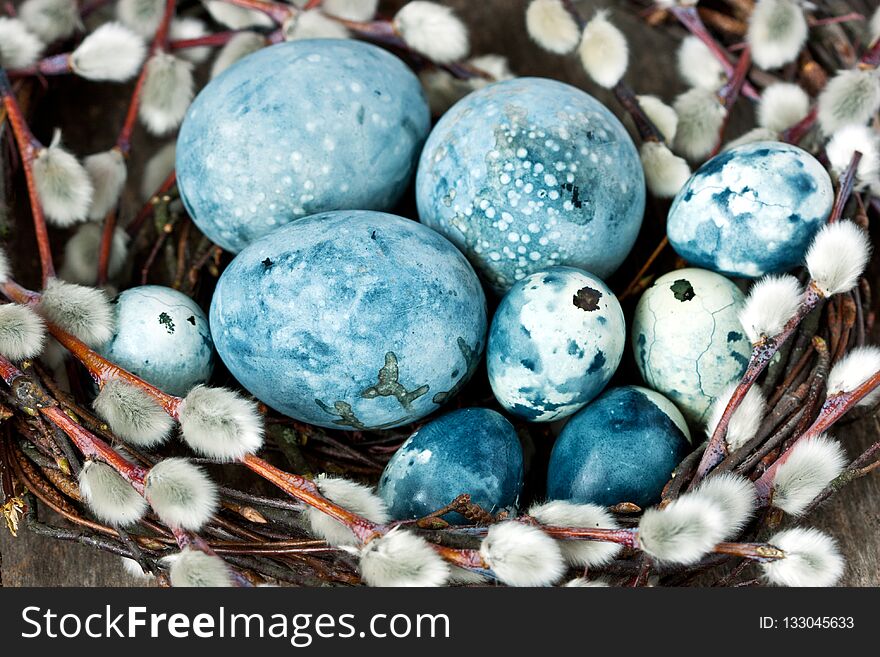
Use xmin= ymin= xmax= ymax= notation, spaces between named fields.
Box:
xmin=209 ymin=211 xmax=488 ymax=430
xmin=176 ymin=39 xmax=430 ymax=253
xmin=547 ymin=386 xmax=691 ymax=508
xmin=378 ymin=408 xmax=523 ymax=523
xmin=632 ymin=268 xmax=751 ymax=426
xmin=487 ymin=266 xmax=624 ymax=422
xmin=101 ymin=285 xmax=213 ymax=396
xmin=415 ymin=77 xmax=645 ymax=294
xmin=667 ymin=142 xmax=833 ymax=278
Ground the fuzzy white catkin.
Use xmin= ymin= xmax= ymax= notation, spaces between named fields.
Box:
xmin=60 ymin=222 xmax=129 ymax=285
xmin=211 ymin=31 xmax=266 ymax=79
xmin=747 ymin=0 xmax=808 ymax=70
xmin=758 ymin=83 xmax=810 ymax=132
xmin=826 ymin=346 xmax=880 ymax=406
xmin=826 ymin=125 xmax=880 ymax=189
xmin=284 ymin=10 xmax=350 ymax=41
xmin=323 ymin=0 xmax=378 ymax=21
xmin=677 ymin=36 xmax=725 ymax=91
xmin=637 ymin=496 xmax=725 ymax=564
xmin=0 ymin=248 xmax=11 ymax=284
xmin=738 ymin=274 xmax=803 ymax=343
xmin=479 ymin=521 xmax=566 ymax=587
xmin=144 ymin=457 xmax=219 ymax=531
xmin=762 ymin=528 xmax=844 ymax=587
xmin=578 ymin=11 xmax=628 ymax=89
xmin=138 ymin=53 xmax=194 ymax=136
xmin=689 ymin=473 xmax=756 ymax=538
xmin=141 ymin=142 xmax=176 ymax=201
xmin=78 ymin=460 xmax=148 ymax=527
xmin=871 ymin=6 xmax=880 ymax=45
xmin=170 ymin=17 xmax=212 ymax=65
xmin=18 ymin=0 xmax=80 ymax=44
xmin=723 ymin=127 xmax=780 ymax=150
xmin=93 ymin=379 xmax=175 ymax=448
xmin=305 ymin=476 xmax=390 ymax=547
xmin=673 ymin=88 xmax=726 ymax=160
xmin=38 ymin=278 xmax=115 ymax=348
xmin=84 ymin=149 xmax=128 ymax=220
xmin=805 ymin=221 xmax=872 ymax=297
xmin=169 ymin=548 xmax=235 ymax=587
xmin=640 ymin=141 xmax=691 ymax=198
xmin=203 ymin=0 xmax=274 ymax=30
xmin=0 ymin=17 xmax=44 ymax=69
xmin=71 ymin=22 xmax=146 ymax=82
xmin=705 ymin=383 xmax=767 ymax=452
xmin=359 ymin=529 xmax=450 ymax=587
xmin=0 ymin=303 xmax=46 ymax=361
xmin=528 ymin=500 xmax=622 ymax=567
xmin=637 ymin=95 xmax=678 ymax=144
xmin=817 ymin=69 xmax=880 ymax=135
xmin=32 ymin=131 xmax=94 ymax=228
xmin=177 ymin=385 xmax=264 ymax=461
xmin=771 ymin=435 xmax=847 ymax=516
xmin=525 ymin=0 xmax=580 ymax=55
xmin=393 ymin=1 xmax=469 ymax=64
xmin=117 ymin=0 xmax=164 ymax=39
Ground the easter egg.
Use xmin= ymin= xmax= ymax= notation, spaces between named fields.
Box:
xmin=632 ymin=268 xmax=751 ymax=425
xmin=415 ymin=77 xmax=645 ymax=294
xmin=176 ymin=39 xmax=430 ymax=253
xmin=378 ymin=408 xmax=523 ymax=523
xmin=487 ymin=266 xmax=624 ymax=422
xmin=101 ymin=286 xmax=213 ymax=396
xmin=667 ymin=142 xmax=833 ymax=278
xmin=547 ymin=386 xmax=691 ymax=508
xmin=209 ymin=211 xmax=487 ymax=430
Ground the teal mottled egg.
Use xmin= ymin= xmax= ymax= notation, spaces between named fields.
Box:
xmin=632 ymin=268 xmax=750 ymax=425
xmin=101 ymin=286 xmax=213 ymax=396
xmin=667 ymin=142 xmax=833 ymax=278
xmin=487 ymin=266 xmax=624 ymax=422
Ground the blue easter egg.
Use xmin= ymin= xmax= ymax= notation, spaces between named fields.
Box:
xmin=547 ymin=386 xmax=691 ymax=507
xmin=632 ymin=268 xmax=751 ymax=425
xmin=487 ymin=266 xmax=624 ymax=422
xmin=176 ymin=39 xmax=430 ymax=253
xmin=378 ymin=408 xmax=523 ymax=522
xmin=209 ymin=211 xmax=487 ymax=430
xmin=667 ymin=142 xmax=833 ymax=278
xmin=101 ymin=285 xmax=213 ymax=396
xmin=415 ymin=77 xmax=645 ymax=294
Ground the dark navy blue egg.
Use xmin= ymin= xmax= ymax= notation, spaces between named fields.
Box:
xmin=547 ymin=386 xmax=691 ymax=508
xmin=416 ymin=77 xmax=645 ymax=294
xmin=378 ymin=408 xmax=523 ymax=523
xmin=176 ymin=39 xmax=430 ymax=253
xmin=667 ymin=142 xmax=833 ymax=278
xmin=209 ymin=211 xmax=487 ymax=430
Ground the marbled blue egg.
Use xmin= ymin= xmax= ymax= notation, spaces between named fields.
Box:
xmin=416 ymin=77 xmax=645 ymax=294
xmin=667 ymin=142 xmax=833 ymax=278
xmin=378 ymin=408 xmax=523 ymax=523
xmin=101 ymin=286 xmax=213 ymax=396
xmin=632 ymin=268 xmax=751 ymax=426
xmin=487 ymin=266 xmax=624 ymax=422
xmin=547 ymin=386 xmax=691 ymax=508
xmin=209 ymin=211 xmax=487 ymax=430
xmin=176 ymin=39 xmax=430 ymax=253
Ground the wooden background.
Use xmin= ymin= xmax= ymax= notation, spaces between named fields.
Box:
xmin=1 ymin=0 xmax=878 ymax=586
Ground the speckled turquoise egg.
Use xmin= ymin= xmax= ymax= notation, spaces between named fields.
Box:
xmin=176 ymin=39 xmax=430 ymax=253
xmin=667 ymin=142 xmax=833 ymax=278
xmin=101 ymin=286 xmax=213 ymax=396
xmin=547 ymin=386 xmax=691 ymax=507
xmin=416 ymin=77 xmax=645 ymax=294
xmin=378 ymin=408 xmax=523 ymax=523
xmin=209 ymin=211 xmax=487 ymax=430
xmin=632 ymin=268 xmax=751 ymax=425
xmin=487 ymin=266 xmax=624 ymax=422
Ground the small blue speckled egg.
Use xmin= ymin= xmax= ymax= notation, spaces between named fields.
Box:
xmin=632 ymin=268 xmax=751 ymax=426
xmin=378 ymin=408 xmax=523 ymax=523
xmin=101 ymin=286 xmax=213 ymax=396
xmin=416 ymin=77 xmax=645 ymax=294
xmin=210 ymin=211 xmax=487 ymax=430
xmin=176 ymin=39 xmax=430 ymax=253
xmin=667 ymin=142 xmax=833 ymax=278
xmin=487 ymin=266 xmax=624 ymax=422
xmin=547 ymin=386 xmax=691 ymax=508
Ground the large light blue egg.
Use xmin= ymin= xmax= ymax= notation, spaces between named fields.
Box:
xmin=547 ymin=386 xmax=691 ymax=508
xmin=416 ymin=77 xmax=645 ymax=294
xmin=101 ymin=286 xmax=213 ymax=396
xmin=667 ymin=142 xmax=833 ymax=278
xmin=632 ymin=268 xmax=751 ymax=426
xmin=378 ymin=408 xmax=523 ymax=523
xmin=487 ymin=266 xmax=624 ymax=422
xmin=209 ymin=211 xmax=487 ymax=430
xmin=176 ymin=39 xmax=430 ymax=253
